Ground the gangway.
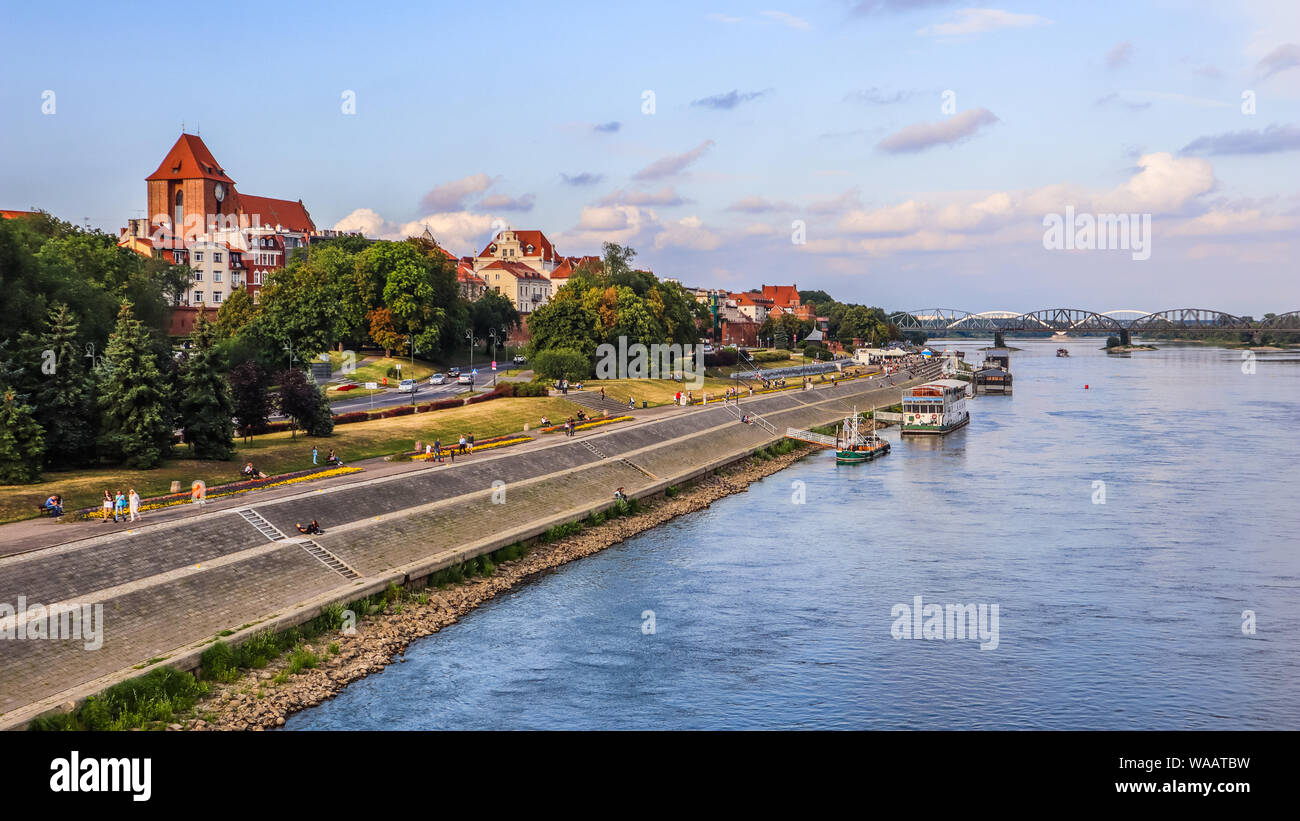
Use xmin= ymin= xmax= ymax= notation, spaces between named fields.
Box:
xmin=784 ymin=427 xmax=837 ymax=448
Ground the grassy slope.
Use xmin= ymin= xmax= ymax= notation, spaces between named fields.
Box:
xmin=0 ymin=396 xmax=583 ymax=523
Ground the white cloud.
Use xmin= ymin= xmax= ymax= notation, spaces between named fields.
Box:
xmin=760 ymin=10 xmax=811 ymax=30
xmin=419 ymin=173 xmax=493 ymax=212
xmin=654 ymin=216 xmax=723 ymax=251
xmin=917 ymin=8 xmax=1051 ymax=38
xmin=877 ymin=108 xmax=1000 ymax=153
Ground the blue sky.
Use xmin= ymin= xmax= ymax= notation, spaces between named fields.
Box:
xmin=3 ymin=0 xmax=1298 ymax=314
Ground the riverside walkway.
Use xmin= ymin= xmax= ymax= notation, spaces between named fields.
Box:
xmin=0 ymin=368 xmax=937 ymax=729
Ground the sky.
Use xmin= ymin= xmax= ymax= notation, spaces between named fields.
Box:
xmin=2 ymin=0 xmax=1298 ymax=316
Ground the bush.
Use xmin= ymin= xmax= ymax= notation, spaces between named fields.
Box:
xmin=1105 ymin=335 xmax=1121 ymax=348
xmin=704 ymin=349 xmax=738 ymax=367
xmin=512 ymin=381 xmax=549 ymax=397
xmin=200 ymin=641 xmax=239 ymax=682
xmin=427 ymin=397 xmax=463 ymax=411
xmin=30 ymin=667 xmax=208 ymax=731
xmin=332 ymin=411 xmax=371 ymax=425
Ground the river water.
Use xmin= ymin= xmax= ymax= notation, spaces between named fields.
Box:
xmin=288 ymin=339 xmax=1300 ymax=730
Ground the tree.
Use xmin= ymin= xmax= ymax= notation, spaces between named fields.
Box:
xmin=366 ymin=307 xmax=404 ymax=357
xmin=96 ymin=301 xmax=174 ymax=469
xmin=467 ymin=290 xmax=520 ymax=340
xmin=178 ymin=313 xmax=235 ymax=459
xmin=531 ymin=348 xmax=592 ymax=380
xmin=0 ymin=387 xmax=45 ymax=483
xmin=276 ymin=368 xmax=332 ymax=438
xmin=527 ymin=299 xmax=601 ymax=359
xmin=34 ymin=303 xmax=96 ymax=468
xmin=230 ymin=361 xmax=271 ymax=442
xmin=214 ymin=284 xmax=258 ymax=340
xmin=993 ymin=331 xmax=1006 ymax=348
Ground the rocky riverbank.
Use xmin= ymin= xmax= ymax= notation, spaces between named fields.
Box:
xmin=186 ymin=443 xmax=817 ymax=731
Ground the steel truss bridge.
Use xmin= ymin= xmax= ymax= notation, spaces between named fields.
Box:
xmin=888 ymin=308 xmax=1300 ymax=335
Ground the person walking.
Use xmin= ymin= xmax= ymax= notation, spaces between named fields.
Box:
xmin=600 ymin=386 xmax=606 ymax=402
xmin=128 ymin=488 xmax=141 ymax=522
xmin=628 ymin=396 xmax=635 ymax=410
xmin=101 ymin=490 xmax=113 ymax=523
xmin=467 ymin=433 xmax=475 ymax=453
xmin=312 ymin=446 xmax=318 ymax=465
xmin=113 ymin=490 xmax=126 ymax=523
xmin=434 ymin=438 xmax=442 ymax=462
xmin=458 ymin=434 xmax=467 ymax=454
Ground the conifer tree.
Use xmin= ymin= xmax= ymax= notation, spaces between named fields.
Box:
xmin=97 ymin=301 xmax=173 ymax=468
xmin=34 ymin=303 xmax=97 ymax=468
xmin=178 ymin=312 xmax=235 ymax=459
xmin=0 ymin=387 xmax=45 ymax=483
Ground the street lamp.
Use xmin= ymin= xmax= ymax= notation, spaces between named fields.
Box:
xmin=488 ymin=325 xmax=508 ymax=386
xmin=465 ymin=328 xmax=478 ymax=388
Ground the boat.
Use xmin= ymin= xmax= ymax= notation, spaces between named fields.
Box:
xmin=835 ymin=407 xmax=890 ymax=464
xmin=1056 ymin=348 xmax=1069 ymax=357
xmin=901 ymin=380 xmax=970 ymax=435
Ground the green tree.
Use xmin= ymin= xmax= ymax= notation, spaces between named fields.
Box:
xmin=230 ymin=361 xmax=271 ymax=442
xmin=178 ymin=313 xmax=235 ymax=459
xmin=276 ymin=369 xmax=332 ymax=439
xmin=531 ymin=348 xmax=592 ymax=380
xmin=0 ymin=387 xmax=45 ymax=483
xmin=214 ymin=284 xmax=258 ymax=340
xmin=97 ymin=301 xmax=174 ymax=468
xmin=34 ymin=303 xmax=96 ymax=468
xmin=527 ymin=299 xmax=601 ymax=359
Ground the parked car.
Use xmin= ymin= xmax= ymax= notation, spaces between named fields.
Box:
xmin=429 ymin=373 xmax=446 ymax=385
xmin=398 ymin=378 xmax=418 ymax=393
xmin=456 ymin=373 xmax=473 ymax=385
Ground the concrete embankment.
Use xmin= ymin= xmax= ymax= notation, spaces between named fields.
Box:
xmin=1 ymin=368 xmax=937 ymax=730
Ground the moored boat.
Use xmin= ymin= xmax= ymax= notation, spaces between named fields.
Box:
xmin=901 ymin=380 xmax=970 ymax=435
xmin=835 ymin=407 xmax=890 ymax=463
xmin=1056 ymin=347 xmax=1069 ymax=357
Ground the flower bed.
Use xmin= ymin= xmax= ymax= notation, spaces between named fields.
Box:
xmin=540 ymin=415 xmax=632 ymax=433
xmin=409 ymin=434 xmax=533 ymax=460
xmin=74 ymin=466 xmax=363 ymax=519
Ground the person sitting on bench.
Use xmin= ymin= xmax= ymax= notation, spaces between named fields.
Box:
xmin=44 ymin=495 xmax=63 ymax=517
xmin=296 ymin=520 xmax=322 ymax=535
xmin=613 ymin=487 xmax=628 ymax=502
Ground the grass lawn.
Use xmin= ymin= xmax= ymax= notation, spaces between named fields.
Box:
xmin=591 ymin=377 xmax=738 ymax=407
xmin=325 ymin=352 xmax=438 ymax=383
xmin=0 ymin=396 xmax=583 ymax=523
xmin=326 ymin=386 xmax=387 ymax=402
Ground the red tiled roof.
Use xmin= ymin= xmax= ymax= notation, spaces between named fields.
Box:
xmin=146 ymin=134 xmax=234 ymax=183
xmin=477 ymin=229 xmax=556 ymax=262
xmin=1 ymin=209 xmax=39 ymax=220
xmin=482 ymin=259 xmax=548 ymax=281
xmin=760 ymin=283 xmax=800 ymax=308
xmin=457 ymin=262 xmax=486 ymax=285
xmin=237 ymin=194 xmax=315 ymax=233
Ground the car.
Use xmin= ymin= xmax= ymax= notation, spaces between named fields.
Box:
xmin=512 ymin=354 xmax=526 ymax=364
xmin=448 ymin=366 xmax=461 ymax=377
xmin=456 ymin=373 xmax=473 ymax=385
xmin=429 ymin=373 xmax=446 ymax=385
xmin=398 ymin=378 xmax=418 ymax=393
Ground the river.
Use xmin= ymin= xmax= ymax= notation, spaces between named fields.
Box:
xmin=286 ymin=338 xmax=1300 ymax=730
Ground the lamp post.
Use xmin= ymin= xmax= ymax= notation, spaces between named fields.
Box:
xmin=488 ymin=325 xmax=508 ymax=386
xmin=465 ymin=328 xmax=478 ymax=389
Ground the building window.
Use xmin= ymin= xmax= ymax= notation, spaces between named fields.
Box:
xmin=253 ymin=290 xmax=260 ymax=304
xmin=254 ymin=271 xmax=263 ymax=285
xmin=212 ymin=292 xmax=223 ymax=303
xmin=213 ymin=252 xmax=222 ymax=262
xmin=213 ymin=271 xmax=222 ymax=282
xmin=194 ymin=271 xmax=203 ymax=282
xmin=194 ymin=291 xmax=204 ymax=302
xmin=194 ymin=251 xmax=203 ymax=261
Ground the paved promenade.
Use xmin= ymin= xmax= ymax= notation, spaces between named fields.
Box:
xmin=0 ymin=369 xmax=933 ymax=728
